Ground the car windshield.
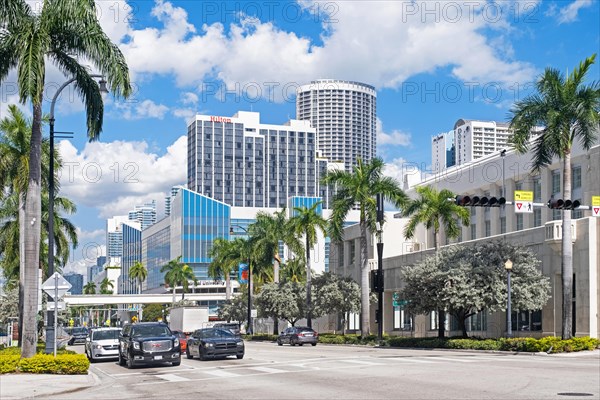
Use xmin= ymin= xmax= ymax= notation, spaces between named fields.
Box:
xmin=132 ymin=325 xmax=171 ymax=337
xmin=92 ymin=330 xmax=119 ymax=340
xmin=199 ymin=328 xmax=234 ymax=339
xmin=72 ymin=328 xmax=87 ymax=335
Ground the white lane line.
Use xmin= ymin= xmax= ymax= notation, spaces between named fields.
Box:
xmin=386 ymin=357 xmax=437 ymax=364
xmin=157 ymin=374 xmax=190 ymax=382
xmin=427 ymin=357 xmax=477 ymax=363
xmin=248 ymin=366 xmax=288 ymax=374
xmin=202 ymin=369 xmax=240 ymax=378
xmin=338 ymin=359 xmax=384 ymax=366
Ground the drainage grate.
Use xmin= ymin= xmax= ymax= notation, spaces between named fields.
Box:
xmin=557 ymin=393 xmax=594 ymax=397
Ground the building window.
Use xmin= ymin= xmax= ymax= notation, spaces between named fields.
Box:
xmin=511 ymin=310 xmax=542 ymax=332
xmin=468 ymin=310 xmax=487 ymax=331
xmin=551 ymin=170 xmax=560 ymax=194
xmin=533 ymin=177 xmax=542 ymax=202
xmin=534 ymin=209 xmax=542 ymax=227
xmin=516 ymin=214 xmax=524 ymax=231
xmin=470 ymin=224 xmax=476 ymax=240
xmin=572 ymin=166 xmax=582 ymax=190
xmin=429 ymin=312 xmax=438 ymax=330
xmin=573 ymin=202 xmax=584 ymax=219
xmin=393 ymin=307 xmax=412 ymax=331
xmin=347 ymin=312 xmax=360 ymax=331
xmin=485 ymin=221 xmax=491 ymax=237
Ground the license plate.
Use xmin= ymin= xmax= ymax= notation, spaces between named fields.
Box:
xmin=154 ymin=355 xmax=163 ymax=360
xmin=304 ymin=334 xmax=313 ymax=337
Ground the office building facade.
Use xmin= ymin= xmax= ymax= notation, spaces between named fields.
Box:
xmin=296 ymin=79 xmax=377 ymax=172
xmin=188 ymin=111 xmax=328 ymax=209
xmin=453 ymin=119 xmax=512 ymax=166
xmin=64 ymin=273 xmax=83 ymax=295
xmin=128 ymin=201 xmax=157 ymax=230
xmin=119 ymin=222 xmax=142 ymax=294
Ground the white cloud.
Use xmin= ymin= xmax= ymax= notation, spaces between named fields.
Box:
xmin=116 ymin=0 xmax=536 ymax=101
xmin=383 ymin=157 xmax=423 ymax=189
xmin=377 ymin=118 xmax=412 ymax=147
xmin=557 ymin=0 xmax=593 ymax=24
xmin=181 ymin=92 xmax=198 ymax=105
xmin=117 ymin=99 xmax=170 ymax=120
xmin=58 ymin=135 xmax=187 ymax=218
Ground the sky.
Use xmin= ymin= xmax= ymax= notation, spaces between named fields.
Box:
xmin=1 ymin=0 xmax=599 ymax=276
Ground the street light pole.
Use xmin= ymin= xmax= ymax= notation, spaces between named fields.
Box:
xmin=230 ymin=225 xmax=252 ymax=335
xmin=376 ymin=193 xmax=384 ymax=341
xmin=505 ymin=259 xmax=513 ymax=337
xmin=45 ymin=75 xmax=108 ymax=354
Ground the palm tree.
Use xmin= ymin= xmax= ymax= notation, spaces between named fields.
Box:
xmin=83 ymin=281 xmax=96 ymax=295
xmin=322 ymin=157 xmax=408 ymax=336
xmin=281 ymin=257 xmax=306 ymax=284
xmin=208 ymin=238 xmax=237 ymax=300
xmin=402 ymin=186 xmax=470 ymax=338
xmin=289 ymin=201 xmax=328 ymax=328
xmin=99 ymin=278 xmax=114 ymax=295
xmin=509 ymin=54 xmax=600 ymax=339
xmin=0 ymin=0 xmax=131 ymax=357
xmin=161 ymin=256 xmax=196 ymax=304
xmin=129 ymin=261 xmax=148 ymax=295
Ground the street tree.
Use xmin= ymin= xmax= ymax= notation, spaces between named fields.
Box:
xmin=161 ymin=256 xmax=196 ymax=303
xmin=217 ymin=293 xmax=248 ymax=324
xmin=509 ymin=54 xmax=600 ymax=339
xmin=256 ymin=281 xmax=306 ymax=327
xmin=322 ymin=157 xmax=408 ymax=336
xmin=99 ymin=278 xmax=114 ymax=295
xmin=83 ymin=282 xmax=96 ymax=295
xmin=142 ymin=303 xmax=167 ymax=322
xmin=0 ymin=0 xmax=131 ymax=358
xmin=402 ymin=186 xmax=469 ymax=338
xmin=312 ymin=272 xmax=361 ymax=335
xmin=280 ymin=257 xmax=306 ymax=284
xmin=289 ymin=201 xmax=328 ymax=328
xmin=400 ymin=241 xmax=551 ymax=338
xmin=208 ymin=238 xmax=236 ymax=300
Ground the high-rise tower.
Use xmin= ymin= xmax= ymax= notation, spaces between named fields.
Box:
xmin=296 ymin=79 xmax=377 ymax=171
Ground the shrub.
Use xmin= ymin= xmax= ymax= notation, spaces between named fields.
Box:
xmin=18 ymin=354 xmax=57 ymax=374
xmin=54 ymin=354 xmax=90 ymax=374
xmin=0 ymin=356 xmax=20 ymax=374
xmin=247 ymin=334 xmax=278 ymax=342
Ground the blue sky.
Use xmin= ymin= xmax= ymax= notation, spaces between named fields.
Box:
xmin=2 ymin=0 xmax=598 ymax=274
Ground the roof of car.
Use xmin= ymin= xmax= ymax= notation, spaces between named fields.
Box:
xmin=91 ymin=327 xmax=121 ymax=331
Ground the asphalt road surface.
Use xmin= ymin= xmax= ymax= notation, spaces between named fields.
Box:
xmin=63 ymin=341 xmax=599 ymax=400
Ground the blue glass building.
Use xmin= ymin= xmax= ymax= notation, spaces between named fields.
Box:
xmin=64 ymin=273 xmax=83 ymax=295
xmin=120 ymin=222 xmax=142 ymax=294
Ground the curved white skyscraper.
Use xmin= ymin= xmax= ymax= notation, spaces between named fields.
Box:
xmin=296 ymin=79 xmax=377 ymax=171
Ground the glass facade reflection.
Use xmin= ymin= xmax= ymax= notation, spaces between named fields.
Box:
xmin=143 ymin=219 xmax=171 ymax=291
xmin=121 ymin=222 xmax=141 ymax=294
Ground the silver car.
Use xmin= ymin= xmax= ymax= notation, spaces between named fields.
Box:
xmin=85 ymin=328 xmax=121 ymax=362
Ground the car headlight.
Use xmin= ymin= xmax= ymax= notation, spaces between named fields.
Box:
xmin=94 ymin=344 xmax=102 ymax=349
xmin=174 ymin=338 xmax=179 ymax=347
xmin=133 ymin=342 xmax=140 ymax=350
xmin=204 ymin=342 xmax=213 ymax=348
xmin=236 ymin=341 xmax=244 ymax=346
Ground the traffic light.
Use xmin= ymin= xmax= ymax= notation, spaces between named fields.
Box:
xmin=547 ymin=199 xmax=581 ymax=210
xmin=375 ymin=309 xmax=381 ymax=324
xmin=455 ymin=195 xmax=505 ymax=207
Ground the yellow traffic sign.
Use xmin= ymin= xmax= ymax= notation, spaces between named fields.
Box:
xmin=592 ymin=196 xmax=600 ymax=218
xmin=592 ymin=196 xmax=600 ymax=206
xmin=514 ymin=190 xmax=534 ymax=201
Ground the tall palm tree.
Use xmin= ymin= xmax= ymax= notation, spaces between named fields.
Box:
xmin=129 ymin=261 xmax=148 ymax=295
xmin=161 ymin=256 xmax=196 ymax=304
xmin=289 ymin=201 xmax=328 ymax=328
xmin=208 ymin=238 xmax=237 ymax=300
xmin=99 ymin=278 xmax=114 ymax=295
xmin=0 ymin=0 xmax=131 ymax=357
xmin=322 ymin=157 xmax=408 ymax=336
xmin=281 ymin=257 xmax=306 ymax=284
xmin=509 ymin=54 xmax=600 ymax=339
xmin=83 ymin=281 xmax=96 ymax=295
xmin=402 ymin=186 xmax=470 ymax=338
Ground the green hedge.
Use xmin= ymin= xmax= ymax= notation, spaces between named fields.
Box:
xmin=0 ymin=346 xmax=76 ymax=356
xmin=0 ymin=354 xmax=89 ymax=375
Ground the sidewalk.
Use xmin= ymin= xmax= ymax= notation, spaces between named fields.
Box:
xmin=0 ymin=371 xmax=98 ymax=399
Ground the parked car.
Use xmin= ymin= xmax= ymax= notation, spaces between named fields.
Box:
xmin=186 ymin=328 xmax=244 ymax=360
xmin=212 ymin=322 xmax=241 ymax=337
xmin=85 ymin=328 xmax=121 ymax=362
xmin=277 ymin=327 xmax=318 ymax=346
xmin=67 ymin=327 xmax=89 ymax=345
xmin=118 ymin=322 xmax=181 ymax=369
xmin=171 ymin=330 xmax=188 ymax=353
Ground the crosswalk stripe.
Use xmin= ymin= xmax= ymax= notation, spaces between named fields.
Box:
xmin=248 ymin=366 xmax=288 ymax=374
xmin=386 ymin=357 xmax=437 ymax=364
xmin=203 ymin=369 xmax=240 ymax=378
xmin=157 ymin=374 xmax=190 ymax=382
xmin=338 ymin=359 xmax=384 ymax=366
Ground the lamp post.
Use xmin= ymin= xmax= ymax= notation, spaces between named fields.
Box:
xmin=505 ymin=259 xmax=513 ymax=337
xmin=45 ymin=75 xmax=108 ymax=354
xmin=376 ymin=193 xmax=384 ymax=341
xmin=500 ymin=149 xmax=506 ymax=198
xmin=230 ymin=225 xmax=252 ymax=335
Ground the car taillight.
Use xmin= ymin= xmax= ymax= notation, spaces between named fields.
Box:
xmin=298 ymin=333 xmax=304 ymax=337
xmin=314 ymin=332 xmax=318 ymax=336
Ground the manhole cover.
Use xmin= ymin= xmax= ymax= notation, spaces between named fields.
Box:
xmin=557 ymin=393 xmax=594 ymax=397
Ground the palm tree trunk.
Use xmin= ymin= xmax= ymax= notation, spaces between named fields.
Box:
xmin=21 ymin=103 xmax=43 ymax=358
xmin=360 ymin=221 xmax=370 ymax=336
xmin=306 ymin=235 xmax=312 ymax=328
xmin=434 ymin=228 xmax=445 ymax=339
xmin=561 ymin=151 xmax=573 ymax=339
xmin=18 ymin=195 xmax=25 ymax=347
xmin=273 ymin=253 xmax=280 ymax=335
xmin=225 ymin=272 xmax=231 ymax=300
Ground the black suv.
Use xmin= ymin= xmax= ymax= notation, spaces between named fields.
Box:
xmin=118 ymin=322 xmax=181 ymax=368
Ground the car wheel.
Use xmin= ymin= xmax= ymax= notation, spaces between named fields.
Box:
xmin=236 ymin=354 xmax=244 ymax=359
xmin=198 ymin=346 xmax=206 ymax=361
xmin=186 ymin=348 xmax=193 ymax=359
xmin=172 ymin=360 xmax=181 ymax=367
xmin=311 ymin=343 xmax=317 ymax=346
xmin=291 ymin=338 xmax=296 ymax=346
xmin=118 ymin=351 xmax=126 ymax=366
xmin=299 ymin=342 xmax=304 ymax=346
xmin=126 ymin=352 xmax=135 ymax=369
xmin=277 ymin=339 xmax=283 ymax=346
xmin=68 ymin=338 xmax=74 ymax=346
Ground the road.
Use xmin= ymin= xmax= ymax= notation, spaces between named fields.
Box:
xmin=62 ymin=341 xmax=599 ymax=400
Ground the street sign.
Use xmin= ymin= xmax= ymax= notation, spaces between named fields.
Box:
xmin=592 ymin=196 xmax=600 ymax=217
xmin=514 ymin=190 xmax=534 ymax=214
xmin=47 ymin=302 xmax=66 ymax=311
xmin=251 ymin=309 xmax=257 ymax=318
xmin=392 ymin=292 xmax=408 ymax=308
xmin=41 ymin=272 xmax=72 ymax=299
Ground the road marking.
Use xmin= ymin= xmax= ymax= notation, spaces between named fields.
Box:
xmin=426 ymin=357 xmax=478 ymax=363
xmin=338 ymin=359 xmax=384 ymax=366
xmin=386 ymin=357 xmax=437 ymax=364
xmin=203 ymin=369 xmax=240 ymax=378
xmin=248 ymin=366 xmax=288 ymax=374
xmin=157 ymin=374 xmax=190 ymax=382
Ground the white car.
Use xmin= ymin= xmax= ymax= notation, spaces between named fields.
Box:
xmin=85 ymin=328 xmax=121 ymax=362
